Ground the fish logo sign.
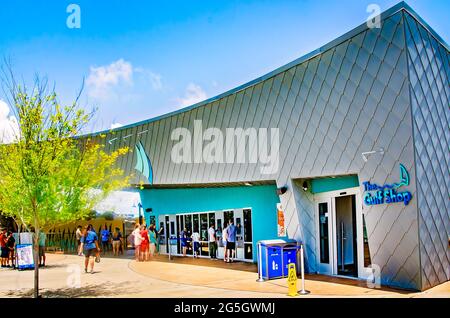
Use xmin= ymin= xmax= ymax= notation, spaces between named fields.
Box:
xmin=134 ymin=141 xmax=153 ymax=184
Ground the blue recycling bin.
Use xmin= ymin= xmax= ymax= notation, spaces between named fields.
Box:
xmin=257 ymin=239 xmax=300 ymax=280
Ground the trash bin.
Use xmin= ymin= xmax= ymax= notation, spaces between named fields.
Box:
xmin=257 ymin=239 xmax=300 ymax=280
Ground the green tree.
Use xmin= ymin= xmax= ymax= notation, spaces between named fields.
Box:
xmin=0 ymin=71 xmax=129 ymax=298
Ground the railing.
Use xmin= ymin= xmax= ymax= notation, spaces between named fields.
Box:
xmin=46 ymin=230 xmax=78 ymax=253
xmin=45 ymin=230 xmax=132 ymax=254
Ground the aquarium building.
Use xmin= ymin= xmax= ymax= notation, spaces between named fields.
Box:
xmin=87 ymin=2 xmax=449 ymax=291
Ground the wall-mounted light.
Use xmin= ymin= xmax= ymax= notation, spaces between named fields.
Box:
xmin=302 ymin=181 xmax=308 ymax=192
xmin=244 ymin=182 xmax=252 ymax=186
xmin=145 ymin=208 xmax=152 ymax=213
xmin=361 ymin=148 xmax=385 ymax=162
xmin=276 ymin=186 xmax=288 ymax=195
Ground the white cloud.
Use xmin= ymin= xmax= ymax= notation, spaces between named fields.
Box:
xmin=148 ymin=72 xmax=163 ymax=90
xmin=93 ymin=190 xmax=141 ymax=217
xmin=87 ymin=60 xmax=164 ymax=101
xmin=135 ymin=67 xmax=163 ymax=91
xmin=175 ymin=83 xmax=207 ymax=108
xmin=87 ymin=59 xmax=134 ymax=100
xmin=0 ymin=100 xmax=20 ymax=144
xmin=110 ymin=122 xmax=124 ymax=129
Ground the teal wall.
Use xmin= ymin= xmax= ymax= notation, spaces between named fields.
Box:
xmin=310 ymin=175 xmax=359 ymax=194
xmin=139 ymin=185 xmax=281 ymax=261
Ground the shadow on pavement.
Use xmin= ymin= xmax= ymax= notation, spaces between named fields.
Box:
xmin=6 ymin=281 xmax=139 ymax=298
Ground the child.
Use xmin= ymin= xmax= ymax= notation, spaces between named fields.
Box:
xmin=191 ymin=229 xmax=200 ymax=258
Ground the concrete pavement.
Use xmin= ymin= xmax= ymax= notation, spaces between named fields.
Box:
xmin=0 ymin=253 xmax=448 ymax=298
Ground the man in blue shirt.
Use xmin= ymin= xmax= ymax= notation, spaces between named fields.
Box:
xmin=100 ymin=225 xmax=110 ymax=254
xmin=226 ymin=220 xmax=236 ymax=263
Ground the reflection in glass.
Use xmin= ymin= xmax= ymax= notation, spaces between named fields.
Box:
xmin=243 ymin=209 xmax=252 ymax=242
xmin=363 ymin=214 xmax=372 ymax=267
xmin=200 ymin=213 xmax=208 ymax=241
xmin=319 ymin=202 xmax=329 ymax=264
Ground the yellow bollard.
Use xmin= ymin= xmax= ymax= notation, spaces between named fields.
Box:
xmin=287 ymin=263 xmax=299 ymax=297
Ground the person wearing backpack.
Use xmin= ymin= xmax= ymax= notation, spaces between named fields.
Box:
xmin=80 ymin=224 xmax=100 ymax=274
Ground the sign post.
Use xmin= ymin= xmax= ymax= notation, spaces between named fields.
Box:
xmin=256 ymin=242 xmax=265 ymax=282
xmin=299 ymin=244 xmax=310 ymax=295
xmin=287 ymin=263 xmax=299 ymax=297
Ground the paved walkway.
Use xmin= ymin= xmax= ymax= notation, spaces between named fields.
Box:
xmin=0 ymin=253 xmax=448 ymax=298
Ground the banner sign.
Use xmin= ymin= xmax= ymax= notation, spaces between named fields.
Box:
xmin=363 ymin=164 xmax=412 ymax=206
xmin=16 ymin=244 xmax=34 ymax=270
xmin=277 ymin=203 xmax=286 ymax=237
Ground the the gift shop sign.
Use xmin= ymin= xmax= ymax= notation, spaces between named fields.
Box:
xmin=363 ymin=164 xmax=412 ymax=206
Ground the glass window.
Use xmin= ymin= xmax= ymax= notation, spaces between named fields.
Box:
xmin=216 ymin=219 xmax=223 ymax=246
xmin=223 ymin=210 xmax=234 ymax=228
xmin=318 ymin=202 xmax=329 ymax=264
xmin=193 ymin=214 xmax=199 ymax=234
xmin=184 ymin=214 xmax=192 ymax=235
xmin=200 ymin=242 xmax=209 ymax=256
xmin=200 ymin=213 xmax=208 ymax=241
xmin=208 ymin=213 xmax=215 ymax=230
xmin=170 ymin=222 xmax=175 ymax=236
xmin=236 ymin=217 xmax=242 ymax=235
xmin=362 ymin=214 xmax=372 ymax=267
xmin=243 ymin=209 xmax=252 ymax=242
xmin=159 ymin=221 xmax=164 ymax=236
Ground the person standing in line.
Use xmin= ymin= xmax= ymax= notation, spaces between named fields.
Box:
xmin=222 ymin=224 xmax=229 ymax=263
xmin=208 ymin=224 xmax=217 ymax=259
xmin=79 ymin=224 xmax=100 ymax=274
xmin=76 ymin=225 xmax=83 ymax=256
xmin=132 ymin=224 xmax=142 ymax=261
xmin=0 ymin=228 xmax=9 ymax=268
xmin=38 ymin=231 xmax=46 ymax=267
xmin=100 ymin=225 xmax=110 ymax=255
xmin=111 ymin=227 xmax=122 ymax=257
xmin=180 ymin=227 xmax=188 ymax=257
xmin=6 ymin=232 xmax=16 ymax=269
xmin=140 ymin=225 xmax=150 ymax=262
xmin=191 ymin=227 xmax=200 ymax=258
xmin=148 ymin=225 xmax=157 ymax=259
xmin=226 ymin=220 xmax=237 ymax=263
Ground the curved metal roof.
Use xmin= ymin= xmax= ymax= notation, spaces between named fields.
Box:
xmin=82 ymin=1 xmax=449 ymax=138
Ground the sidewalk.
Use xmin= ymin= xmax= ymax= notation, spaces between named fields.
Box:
xmin=129 ymin=255 xmax=426 ymax=297
xmin=0 ymin=253 xmax=448 ymax=298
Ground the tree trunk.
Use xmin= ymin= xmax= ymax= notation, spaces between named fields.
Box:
xmin=33 ymin=231 xmax=39 ymax=298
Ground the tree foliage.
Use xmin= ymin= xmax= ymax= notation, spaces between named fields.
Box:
xmin=0 ymin=80 xmax=129 ymax=231
xmin=0 ymin=69 xmax=129 ymax=297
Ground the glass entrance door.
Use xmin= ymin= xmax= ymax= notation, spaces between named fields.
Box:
xmin=315 ymin=198 xmax=333 ymax=274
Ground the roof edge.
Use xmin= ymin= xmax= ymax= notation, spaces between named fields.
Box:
xmin=81 ymin=1 xmax=448 ymax=138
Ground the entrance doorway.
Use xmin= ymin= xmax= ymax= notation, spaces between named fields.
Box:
xmin=335 ymin=195 xmax=357 ymax=277
xmin=314 ymin=187 xmax=368 ymax=279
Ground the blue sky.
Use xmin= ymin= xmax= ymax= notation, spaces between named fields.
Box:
xmin=0 ymin=0 xmax=449 ymax=133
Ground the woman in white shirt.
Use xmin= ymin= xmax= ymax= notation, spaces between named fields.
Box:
xmin=222 ymin=226 xmax=229 ymax=263
xmin=191 ymin=229 xmax=200 ymax=258
xmin=132 ymin=224 xmax=143 ymax=262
